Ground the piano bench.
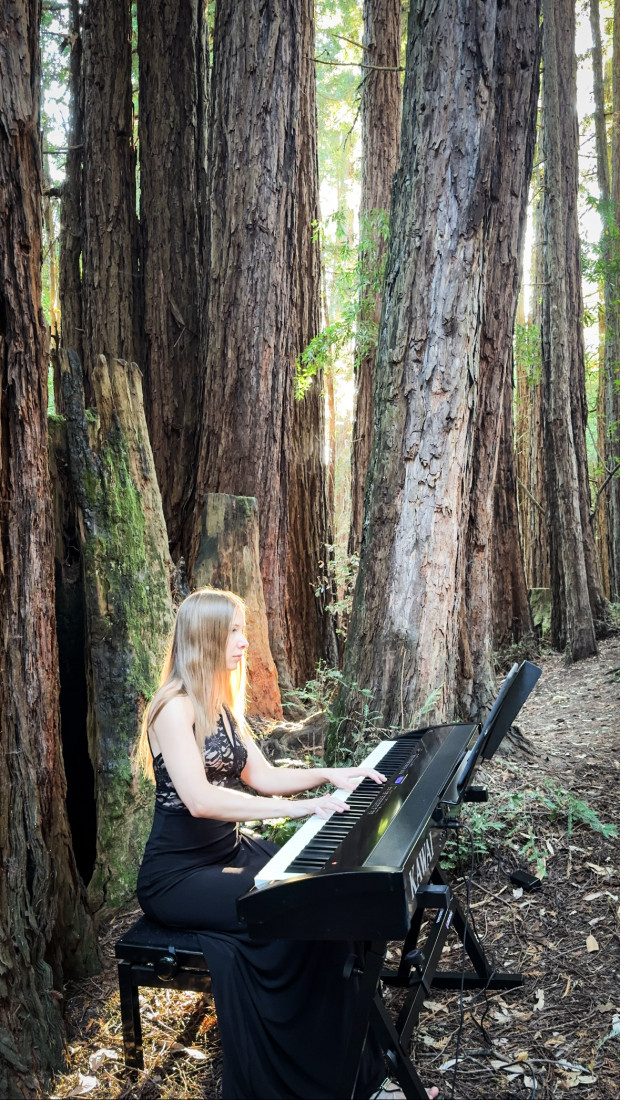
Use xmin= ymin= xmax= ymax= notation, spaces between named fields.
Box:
xmin=114 ymin=915 xmax=211 ymax=1071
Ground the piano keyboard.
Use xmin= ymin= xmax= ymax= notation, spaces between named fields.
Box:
xmin=255 ymin=737 xmax=422 ymax=887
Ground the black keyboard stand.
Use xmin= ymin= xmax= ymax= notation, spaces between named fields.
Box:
xmin=337 ymin=865 xmax=523 ymax=1100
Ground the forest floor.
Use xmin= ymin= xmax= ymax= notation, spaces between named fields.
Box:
xmin=49 ymin=636 xmax=620 ymax=1100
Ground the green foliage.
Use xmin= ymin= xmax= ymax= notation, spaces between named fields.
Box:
xmin=514 ymin=321 xmax=542 ymax=385
xmin=296 ymin=208 xmax=390 ymax=396
xmin=444 ymin=773 xmax=617 ymax=879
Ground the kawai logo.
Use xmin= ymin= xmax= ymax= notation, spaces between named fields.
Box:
xmin=407 ymin=830 xmax=442 ymax=896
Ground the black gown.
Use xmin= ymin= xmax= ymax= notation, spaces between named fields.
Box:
xmin=137 ymin=711 xmax=385 ymax=1100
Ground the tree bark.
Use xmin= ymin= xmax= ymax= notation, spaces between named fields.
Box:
xmin=61 ymin=351 xmax=175 ymax=914
xmin=192 ymin=0 xmax=327 ymax=690
xmin=81 ymin=0 xmax=138 ymax=402
xmin=349 ymin=0 xmax=402 ymax=557
xmin=0 ymin=5 xmax=98 ymax=1092
xmin=138 ymin=0 xmax=208 ymax=561
xmin=193 ymin=494 xmax=282 ymax=719
xmin=541 ymin=0 xmax=597 ymax=660
xmin=330 ymin=0 xmax=542 ymax=756
xmin=491 ymin=365 xmax=535 ymax=651
xmin=459 ymin=0 xmax=540 ymax=716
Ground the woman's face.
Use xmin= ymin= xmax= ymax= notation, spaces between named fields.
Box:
xmin=225 ymin=607 xmax=249 ymax=670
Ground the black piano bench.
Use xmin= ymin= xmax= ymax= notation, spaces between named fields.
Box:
xmin=115 ymin=915 xmax=211 ymax=1071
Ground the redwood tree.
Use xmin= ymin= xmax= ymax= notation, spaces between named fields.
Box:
xmin=460 ymin=0 xmax=541 ymax=714
xmin=349 ymin=0 xmax=402 ymax=556
xmin=541 ymin=0 xmax=598 ymax=658
xmin=81 ymin=0 xmax=138 ymax=398
xmin=58 ymin=0 xmax=83 ymax=395
xmin=0 ymin=3 xmax=97 ymax=1092
xmin=285 ymin=0 xmax=337 ymax=683
xmin=192 ymin=0 xmax=329 ymax=688
xmin=329 ymin=0 xmax=543 ymax=753
xmin=138 ymin=0 xmax=209 ymax=560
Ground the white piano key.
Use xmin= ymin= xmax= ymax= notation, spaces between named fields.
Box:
xmin=254 ymin=740 xmax=396 ymax=889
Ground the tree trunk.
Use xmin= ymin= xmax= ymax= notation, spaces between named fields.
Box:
xmin=0 ymin=6 xmax=98 ymax=1092
xmin=349 ymin=0 xmax=402 ymax=557
xmin=138 ymin=0 xmax=208 ymax=561
xmin=608 ymin=0 xmax=620 ymax=599
xmin=193 ymin=494 xmax=282 ymax=719
xmin=192 ymin=0 xmax=327 ymax=691
xmin=491 ymin=364 xmax=535 ymax=651
xmin=515 ymin=177 xmax=549 ymax=592
xmin=81 ymin=0 xmax=138 ymax=402
xmin=558 ymin=0 xmax=609 ymax=633
xmin=459 ymin=0 xmax=540 ymax=716
xmin=285 ymin=0 xmax=337 ymax=685
xmin=329 ymin=0 xmax=541 ymax=756
xmin=541 ymin=0 xmax=597 ymax=660
xmin=58 ymin=0 xmax=83 ymax=409
xmin=61 ymin=351 xmax=175 ymax=914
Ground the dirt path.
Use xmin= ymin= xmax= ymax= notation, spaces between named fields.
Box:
xmin=51 ymin=638 xmax=620 ymax=1100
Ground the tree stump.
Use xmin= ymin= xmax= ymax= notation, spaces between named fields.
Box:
xmin=193 ymin=494 xmax=282 ymax=720
xmin=61 ymin=350 xmax=175 ymax=914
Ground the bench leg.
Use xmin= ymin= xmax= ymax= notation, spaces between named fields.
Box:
xmin=118 ymin=960 xmax=144 ymax=1071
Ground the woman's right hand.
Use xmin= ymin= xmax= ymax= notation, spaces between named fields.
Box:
xmin=287 ymin=793 xmax=350 ymax=820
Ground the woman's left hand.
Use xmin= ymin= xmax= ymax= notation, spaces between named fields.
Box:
xmin=319 ymin=766 xmax=387 ymax=792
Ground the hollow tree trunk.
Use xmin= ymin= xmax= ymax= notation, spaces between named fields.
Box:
xmin=81 ymin=0 xmax=138 ymax=401
xmin=193 ymin=0 xmax=327 ymax=691
xmin=330 ymin=0 xmax=541 ymax=757
xmin=349 ymin=0 xmax=402 ymax=557
xmin=0 ymin=6 xmax=98 ymax=1093
xmin=138 ymin=0 xmax=208 ymax=561
xmin=541 ymin=0 xmax=597 ymax=660
xmin=459 ymin=0 xmax=540 ymax=716
xmin=61 ymin=351 xmax=175 ymax=913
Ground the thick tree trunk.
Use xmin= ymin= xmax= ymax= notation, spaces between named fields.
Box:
xmin=81 ymin=0 xmax=138 ymax=401
xmin=459 ymin=0 xmax=540 ymax=717
xmin=61 ymin=351 xmax=175 ymax=913
xmin=138 ymin=0 xmax=208 ymax=561
xmin=0 ymin=6 xmax=98 ymax=1093
xmin=330 ymin=0 xmax=541 ymax=756
xmin=193 ymin=0 xmax=327 ymax=691
xmin=193 ymin=494 xmax=282 ymax=719
xmin=349 ymin=0 xmax=402 ymax=557
xmin=58 ymin=0 xmax=83 ymax=404
xmin=541 ymin=0 xmax=597 ymax=660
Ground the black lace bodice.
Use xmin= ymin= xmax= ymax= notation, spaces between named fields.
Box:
xmin=152 ymin=708 xmax=248 ymax=813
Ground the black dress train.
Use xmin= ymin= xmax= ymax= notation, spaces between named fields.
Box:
xmin=137 ymin=711 xmax=385 ymax=1100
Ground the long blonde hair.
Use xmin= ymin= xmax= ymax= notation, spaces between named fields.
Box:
xmin=136 ymin=587 xmax=247 ymax=780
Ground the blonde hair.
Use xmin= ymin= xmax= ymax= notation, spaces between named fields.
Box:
xmin=136 ymin=587 xmax=247 ymax=781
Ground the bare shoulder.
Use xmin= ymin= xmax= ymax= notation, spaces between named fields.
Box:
xmin=150 ymin=693 xmax=195 ymax=754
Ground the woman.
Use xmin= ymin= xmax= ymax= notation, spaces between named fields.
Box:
xmin=136 ymin=587 xmax=437 ymax=1100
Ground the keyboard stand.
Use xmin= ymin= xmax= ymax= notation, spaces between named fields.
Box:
xmin=336 ymin=865 xmax=523 ymax=1100
xmin=376 ymin=866 xmax=522 ymax=1098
